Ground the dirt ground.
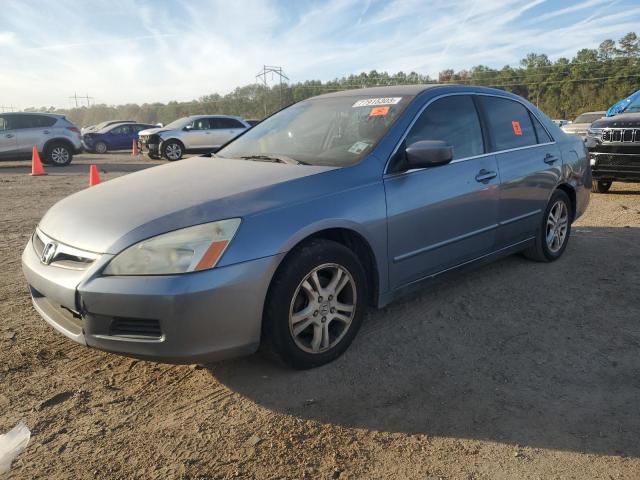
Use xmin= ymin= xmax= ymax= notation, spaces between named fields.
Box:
xmin=1 ymin=153 xmax=639 ymax=479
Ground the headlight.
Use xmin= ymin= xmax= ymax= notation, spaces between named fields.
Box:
xmin=103 ymin=219 xmax=241 ymax=275
xmin=587 ymin=128 xmax=603 ymax=137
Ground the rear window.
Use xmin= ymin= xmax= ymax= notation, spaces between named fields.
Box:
xmin=480 ymin=97 xmax=537 ymax=151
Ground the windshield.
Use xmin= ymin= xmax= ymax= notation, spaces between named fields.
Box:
xmin=217 ymin=95 xmax=413 ymax=166
xmin=164 ymin=117 xmax=192 ymax=129
xmin=574 ymin=113 xmax=604 ymax=124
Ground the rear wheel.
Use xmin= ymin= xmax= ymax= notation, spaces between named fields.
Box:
xmin=523 ymin=189 xmax=572 ymax=262
xmin=262 ymin=239 xmax=367 ymax=369
xmin=46 ymin=142 xmax=73 ymax=166
xmin=94 ymin=141 xmax=108 ymax=154
xmin=162 ymin=141 xmax=183 ymax=161
xmin=591 ymin=180 xmax=612 ymax=193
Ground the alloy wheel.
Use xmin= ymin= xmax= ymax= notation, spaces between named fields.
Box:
xmin=288 ymin=263 xmax=357 ymax=354
xmin=165 ymin=143 xmax=182 ymax=160
xmin=50 ymin=147 xmax=70 ymax=165
xmin=546 ymin=200 xmax=568 ymax=253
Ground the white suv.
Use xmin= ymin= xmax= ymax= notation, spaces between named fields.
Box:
xmin=138 ymin=115 xmax=250 ymax=161
xmin=0 ymin=113 xmax=82 ymax=166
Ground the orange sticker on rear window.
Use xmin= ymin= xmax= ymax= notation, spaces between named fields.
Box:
xmin=512 ymin=120 xmax=523 ymax=136
xmin=370 ymin=106 xmax=390 ymax=117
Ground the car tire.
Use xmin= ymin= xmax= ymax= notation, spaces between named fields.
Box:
xmin=45 ymin=142 xmax=73 ymax=166
xmin=523 ymin=189 xmax=572 ymax=262
xmin=162 ymin=140 xmax=183 ymax=161
xmin=591 ymin=180 xmax=612 ymax=193
xmin=262 ymin=239 xmax=368 ymax=369
xmin=94 ymin=141 xmax=108 ymax=154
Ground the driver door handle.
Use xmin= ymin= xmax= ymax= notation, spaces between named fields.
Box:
xmin=544 ymin=153 xmax=558 ymax=164
xmin=475 ymin=169 xmax=497 ymax=183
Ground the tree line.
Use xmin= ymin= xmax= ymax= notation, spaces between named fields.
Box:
xmin=28 ymin=32 xmax=640 ymax=126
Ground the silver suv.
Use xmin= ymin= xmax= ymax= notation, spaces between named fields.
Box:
xmin=0 ymin=113 xmax=82 ymax=166
xmin=138 ymin=115 xmax=250 ymax=161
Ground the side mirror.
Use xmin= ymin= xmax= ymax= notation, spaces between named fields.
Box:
xmin=183 ymin=125 xmax=193 ymax=131
xmin=404 ymin=140 xmax=453 ymax=169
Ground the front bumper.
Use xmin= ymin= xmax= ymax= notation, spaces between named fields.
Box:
xmin=590 ymin=152 xmax=640 ymax=182
xmin=138 ymin=137 xmax=160 ymax=156
xmin=22 ymin=236 xmax=284 ymax=364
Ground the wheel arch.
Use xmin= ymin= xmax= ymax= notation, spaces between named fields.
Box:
xmin=160 ymin=137 xmax=186 ymax=150
xmin=268 ymin=226 xmax=380 ymax=308
xmin=43 ymin=137 xmax=75 ymax=155
xmin=555 ymin=182 xmax=577 ymax=221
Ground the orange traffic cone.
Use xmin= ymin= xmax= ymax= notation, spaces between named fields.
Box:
xmin=89 ymin=164 xmax=101 ymax=186
xmin=132 ymin=139 xmax=139 ymax=156
xmin=30 ymin=146 xmax=46 ymax=176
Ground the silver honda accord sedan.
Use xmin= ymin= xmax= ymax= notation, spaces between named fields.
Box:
xmin=22 ymin=85 xmax=590 ymax=369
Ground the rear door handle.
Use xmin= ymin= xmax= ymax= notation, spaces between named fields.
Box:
xmin=544 ymin=153 xmax=558 ymax=164
xmin=5 ymin=133 xmax=14 ymax=138
xmin=42 ymin=130 xmax=50 ymax=134
xmin=475 ymin=169 xmax=497 ymax=183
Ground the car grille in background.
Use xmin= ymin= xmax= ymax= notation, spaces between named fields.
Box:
xmin=601 ymin=129 xmax=640 ymax=143
xmin=33 ymin=229 xmax=99 ymax=270
xmin=595 ymin=155 xmax=640 ymax=167
xmin=110 ymin=318 xmax=163 ymax=339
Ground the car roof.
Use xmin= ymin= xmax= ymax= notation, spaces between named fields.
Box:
xmin=2 ymin=112 xmax=64 ymax=118
xmin=186 ymin=114 xmax=246 ymax=121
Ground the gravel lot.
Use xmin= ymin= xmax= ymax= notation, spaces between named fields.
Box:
xmin=1 ymin=153 xmax=639 ymax=479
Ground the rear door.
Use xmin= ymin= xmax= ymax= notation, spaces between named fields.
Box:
xmin=0 ymin=115 xmax=18 ymax=156
xmin=384 ymin=94 xmax=500 ymax=289
xmin=478 ymin=96 xmax=561 ymax=248
xmin=15 ymin=114 xmax=56 ymax=153
xmin=210 ymin=117 xmax=247 ymax=147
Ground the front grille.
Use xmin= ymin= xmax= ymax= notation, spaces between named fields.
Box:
xmin=595 ymin=155 xmax=640 ymax=167
xmin=33 ymin=229 xmax=99 ymax=270
xmin=110 ymin=318 xmax=162 ymax=339
xmin=601 ymin=128 xmax=640 ymax=143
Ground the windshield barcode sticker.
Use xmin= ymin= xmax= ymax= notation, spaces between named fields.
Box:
xmin=353 ymin=97 xmax=402 ymax=107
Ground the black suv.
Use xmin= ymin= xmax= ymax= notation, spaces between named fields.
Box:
xmin=586 ymin=113 xmax=640 ymax=192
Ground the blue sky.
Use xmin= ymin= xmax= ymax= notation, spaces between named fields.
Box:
xmin=0 ymin=0 xmax=639 ymax=108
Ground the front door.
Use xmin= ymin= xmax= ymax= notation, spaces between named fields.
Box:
xmin=478 ymin=96 xmax=562 ymax=247
xmin=385 ymin=94 xmax=500 ymax=289
xmin=182 ymin=117 xmax=214 ymax=148
xmin=15 ymin=114 xmax=55 ymax=154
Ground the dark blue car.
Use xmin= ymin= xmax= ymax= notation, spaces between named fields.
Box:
xmin=82 ymin=122 xmax=156 ymax=153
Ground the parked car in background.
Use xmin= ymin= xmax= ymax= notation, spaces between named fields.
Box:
xmin=553 ymin=119 xmax=571 ymax=127
xmin=82 ymin=122 xmax=157 ymax=153
xmin=138 ymin=115 xmax=250 ymax=160
xmin=586 ymin=111 xmax=640 ymax=192
xmin=0 ymin=112 xmax=81 ymax=165
xmin=22 ymin=85 xmax=590 ymax=369
xmin=81 ymin=120 xmax=135 ymax=135
xmin=562 ymin=111 xmax=606 ymax=139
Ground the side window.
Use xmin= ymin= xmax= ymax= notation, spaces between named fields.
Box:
xmin=480 ymin=96 xmax=537 ymax=151
xmin=0 ymin=116 xmax=6 ymax=131
xmin=193 ymin=118 xmax=211 ymax=130
xmin=30 ymin=115 xmax=56 ymax=128
xmin=111 ymin=125 xmax=129 ymax=134
xmin=530 ymin=113 xmax=552 ymax=143
xmin=12 ymin=115 xmax=37 ymax=129
xmin=405 ymin=95 xmax=484 ymax=160
xmin=215 ymin=118 xmax=245 ymax=129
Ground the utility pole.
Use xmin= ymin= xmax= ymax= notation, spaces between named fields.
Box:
xmin=83 ymin=93 xmax=94 ymax=106
xmin=256 ymin=65 xmax=289 ymax=117
xmin=0 ymin=105 xmax=15 ymax=112
xmin=69 ymin=92 xmax=80 ymax=108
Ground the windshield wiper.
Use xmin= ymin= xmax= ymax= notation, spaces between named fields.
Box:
xmin=240 ymin=154 xmax=307 ymax=165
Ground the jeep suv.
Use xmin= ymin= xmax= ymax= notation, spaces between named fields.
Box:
xmin=586 ymin=112 xmax=640 ymax=192
xmin=138 ymin=115 xmax=250 ymax=160
xmin=0 ymin=113 xmax=82 ymax=166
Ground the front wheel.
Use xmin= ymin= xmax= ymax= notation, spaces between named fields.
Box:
xmin=591 ymin=180 xmax=612 ymax=193
xmin=262 ymin=239 xmax=367 ymax=369
xmin=162 ymin=141 xmax=183 ymax=161
xmin=94 ymin=141 xmax=108 ymax=154
xmin=523 ymin=189 xmax=572 ymax=262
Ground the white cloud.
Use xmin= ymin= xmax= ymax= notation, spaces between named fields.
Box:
xmin=0 ymin=0 xmax=638 ymax=109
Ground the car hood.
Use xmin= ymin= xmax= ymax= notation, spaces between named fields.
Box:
xmin=592 ymin=113 xmax=640 ymax=129
xmin=138 ymin=127 xmax=167 ymax=136
xmin=38 ymin=156 xmax=336 ymax=254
